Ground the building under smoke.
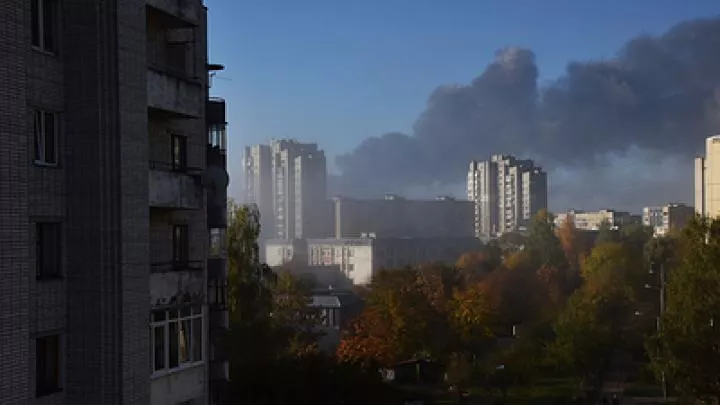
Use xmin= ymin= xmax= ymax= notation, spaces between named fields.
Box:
xmin=467 ymin=155 xmax=547 ymax=237
xmin=244 ymin=140 xmax=329 ymax=239
xmin=332 ymin=194 xmax=474 ymax=239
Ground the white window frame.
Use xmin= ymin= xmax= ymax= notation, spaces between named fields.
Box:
xmin=33 ymin=109 xmax=58 ymax=166
xmin=150 ymin=305 xmax=204 ymax=376
xmin=31 ymin=0 xmax=57 ymax=53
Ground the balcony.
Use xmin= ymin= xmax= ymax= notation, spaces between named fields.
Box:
xmin=150 ymin=265 xmax=204 ymax=307
xmin=147 ymin=69 xmax=204 ymax=118
xmin=149 ymin=163 xmax=203 ymax=210
xmin=150 ymin=260 xmax=204 ymax=274
xmin=147 ymin=0 xmax=203 ymax=27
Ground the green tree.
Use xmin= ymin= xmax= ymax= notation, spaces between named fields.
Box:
xmin=548 ymin=242 xmax=638 ymax=387
xmin=649 ymin=217 xmax=720 ymax=403
xmin=595 ymin=219 xmax=620 ymax=245
xmin=526 ymin=209 xmax=567 ymax=270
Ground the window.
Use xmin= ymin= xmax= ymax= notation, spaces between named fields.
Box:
xmin=36 ymin=334 xmax=61 ymax=396
xmin=33 ymin=110 xmax=57 ymax=165
xmin=36 ymin=222 xmax=61 ymax=279
xmin=209 ymin=228 xmax=225 ymax=258
xmin=151 ymin=305 xmax=203 ymax=374
xmin=208 ymin=124 xmax=226 ymax=150
xmin=172 ymin=224 xmax=189 ymax=264
xmin=171 ymin=134 xmax=187 ymax=171
xmin=31 ymin=0 xmax=57 ymax=53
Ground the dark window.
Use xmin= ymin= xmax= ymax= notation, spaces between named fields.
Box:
xmin=36 ymin=222 xmax=61 ymax=279
xmin=171 ymin=134 xmax=187 ymax=171
xmin=172 ymin=224 xmax=189 ymax=264
xmin=31 ymin=0 xmax=57 ymax=53
xmin=36 ymin=335 xmax=61 ymax=397
xmin=33 ymin=110 xmax=58 ymax=165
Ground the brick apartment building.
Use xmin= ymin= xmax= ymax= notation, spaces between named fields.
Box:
xmin=0 ymin=1 xmax=229 ymax=404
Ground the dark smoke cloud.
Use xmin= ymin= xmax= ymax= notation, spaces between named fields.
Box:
xmin=335 ymin=17 xmax=720 ymax=208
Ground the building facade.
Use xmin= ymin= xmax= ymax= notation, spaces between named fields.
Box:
xmin=554 ymin=209 xmax=637 ymax=231
xmin=695 ymin=135 xmax=720 ymax=218
xmin=0 ymin=1 xmax=228 ymax=404
xmin=265 ymin=237 xmax=482 ymax=285
xmin=243 ymin=144 xmax=273 ymax=240
xmin=245 ymin=140 xmax=328 ymax=239
xmin=642 ymin=203 xmax=695 ymax=237
xmin=333 ymin=195 xmax=474 ymax=239
xmin=467 ymin=155 xmax=547 ymax=238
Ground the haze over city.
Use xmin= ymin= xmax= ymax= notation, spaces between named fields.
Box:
xmin=207 ymin=0 xmax=720 ymax=212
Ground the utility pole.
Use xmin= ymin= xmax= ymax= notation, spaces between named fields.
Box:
xmin=653 ymin=262 xmax=668 ymax=402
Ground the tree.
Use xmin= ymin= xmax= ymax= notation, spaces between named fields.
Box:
xmin=595 ymin=219 xmax=620 ymax=245
xmin=449 ymin=281 xmax=495 ymax=353
xmin=621 ymin=223 xmax=654 ymax=255
xmin=649 ymin=217 xmax=720 ymax=402
xmin=526 ymin=209 xmax=567 ymax=270
xmin=272 ymin=271 xmax=324 ymax=356
xmin=227 ymin=201 xmax=275 ymax=323
xmin=548 ymin=242 xmax=639 ymax=387
xmin=338 ymin=268 xmax=441 ymax=365
xmin=456 ymin=250 xmax=497 ymax=283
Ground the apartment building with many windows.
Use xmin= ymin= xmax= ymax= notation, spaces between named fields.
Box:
xmin=0 ymin=1 xmax=229 ymax=404
xmin=467 ymin=155 xmax=548 ymax=238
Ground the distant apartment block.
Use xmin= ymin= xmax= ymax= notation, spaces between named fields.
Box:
xmin=643 ymin=203 xmax=695 ymax=237
xmin=695 ymin=135 xmax=720 ymax=218
xmin=554 ymin=209 xmax=638 ymax=231
xmin=0 ymin=1 xmax=229 ymax=404
xmin=333 ymin=194 xmax=474 ymax=239
xmin=243 ymin=144 xmax=274 ymax=239
xmin=467 ymin=155 xmax=548 ymax=237
xmin=265 ymin=237 xmax=482 ymax=285
xmin=244 ymin=140 xmax=328 ymax=239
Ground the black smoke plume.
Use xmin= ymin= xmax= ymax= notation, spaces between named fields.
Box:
xmin=335 ymin=18 xmax=720 ymax=209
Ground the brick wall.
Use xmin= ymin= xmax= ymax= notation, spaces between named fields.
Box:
xmin=0 ymin=0 xmax=31 ymax=402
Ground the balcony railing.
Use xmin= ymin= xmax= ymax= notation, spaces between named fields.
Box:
xmin=150 ymin=260 xmax=204 ymax=273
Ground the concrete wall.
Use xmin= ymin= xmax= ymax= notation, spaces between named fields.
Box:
xmin=334 ymin=197 xmax=474 ymax=238
xmin=150 ymin=365 xmax=205 ymax=405
xmin=0 ymin=1 xmax=31 ymax=402
xmin=149 ymin=170 xmax=203 ymax=209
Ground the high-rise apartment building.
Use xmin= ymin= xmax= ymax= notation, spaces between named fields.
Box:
xmin=243 ymin=144 xmax=274 ymax=239
xmin=695 ymin=135 xmax=720 ymax=218
xmin=0 ymin=1 xmax=229 ymax=404
xmin=467 ymin=155 xmax=547 ymax=237
xmin=245 ymin=140 xmax=328 ymax=240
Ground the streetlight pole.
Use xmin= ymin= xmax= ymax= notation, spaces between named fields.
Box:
xmin=655 ymin=263 xmax=668 ymax=402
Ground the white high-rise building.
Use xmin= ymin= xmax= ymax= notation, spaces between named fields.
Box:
xmin=244 ymin=144 xmax=274 ymax=239
xmin=244 ymin=140 xmax=328 ymax=239
xmin=695 ymin=135 xmax=720 ymax=218
xmin=467 ymin=154 xmax=548 ymax=238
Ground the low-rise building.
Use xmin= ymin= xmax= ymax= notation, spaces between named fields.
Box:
xmin=643 ymin=203 xmax=695 ymax=237
xmin=308 ymin=289 xmax=364 ymax=353
xmin=333 ymin=195 xmax=474 ymax=238
xmin=265 ymin=236 xmax=482 ymax=285
xmin=554 ymin=209 xmax=637 ymax=231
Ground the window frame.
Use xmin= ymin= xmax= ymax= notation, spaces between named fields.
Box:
xmin=36 ymin=333 xmax=62 ymax=397
xmin=172 ymin=224 xmax=189 ymax=265
xmin=31 ymin=0 xmax=58 ymax=54
xmin=150 ymin=305 xmax=204 ymax=376
xmin=33 ymin=109 xmax=59 ymax=166
xmin=36 ymin=222 xmax=62 ymax=280
xmin=171 ymin=134 xmax=188 ymax=172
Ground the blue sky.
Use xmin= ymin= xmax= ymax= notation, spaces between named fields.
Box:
xmin=205 ymin=0 xmax=720 ymax=199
